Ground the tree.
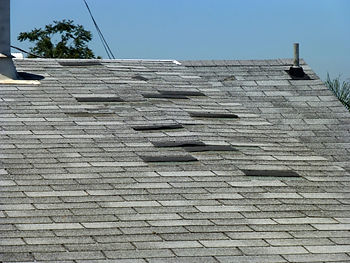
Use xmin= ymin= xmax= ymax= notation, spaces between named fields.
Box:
xmin=18 ymin=19 xmax=98 ymax=59
xmin=325 ymin=74 xmax=350 ymax=111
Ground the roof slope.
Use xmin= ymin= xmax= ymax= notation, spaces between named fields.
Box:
xmin=0 ymin=58 xmax=349 ymax=262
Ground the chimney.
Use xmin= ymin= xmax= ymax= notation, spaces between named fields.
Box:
xmin=0 ymin=0 xmax=18 ymax=80
xmin=288 ymin=43 xmax=305 ymax=78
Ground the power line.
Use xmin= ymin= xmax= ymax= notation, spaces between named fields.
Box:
xmin=83 ymin=0 xmax=115 ymax=59
xmin=10 ymin=45 xmax=44 ymax=58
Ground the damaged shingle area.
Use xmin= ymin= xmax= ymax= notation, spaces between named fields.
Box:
xmin=152 ymin=140 xmax=238 ymax=152
xmin=188 ymin=111 xmax=239 ymax=118
xmin=184 ymin=144 xmax=237 ymax=152
xmin=132 ymin=75 xmax=149 ymax=81
xmin=242 ymin=169 xmax=300 ymax=177
xmin=2 ymin=58 xmax=350 ymax=263
xmin=152 ymin=140 xmax=205 ymax=148
xmin=58 ymin=61 xmax=102 ymax=67
xmin=142 ymin=93 xmax=189 ymax=99
xmin=140 ymin=154 xmax=198 ymax=162
xmin=132 ymin=123 xmax=184 ymax=131
xmin=222 ymin=75 xmax=236 ymax=81
xmin=75 ymin=97 xmax=124 ymax=103
xmin=158 ymin=90 xmax=206 ymax=97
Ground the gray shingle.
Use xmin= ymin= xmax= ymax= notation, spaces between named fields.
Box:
xmin=0 ymin=58 xmax=349 ymax=262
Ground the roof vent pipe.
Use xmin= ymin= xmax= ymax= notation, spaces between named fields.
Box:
xmin=0 ymin=0 xmax=18 ymax=80
xmin=288 ymin=43 xmax=305 ymax=78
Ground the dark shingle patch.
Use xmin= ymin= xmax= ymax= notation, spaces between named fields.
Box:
xmin=184 ymin=145 xmax=238 ymax=152
xmin=132 ymin=124 xmax=184 ymax=131
xmin=140 ymin=155 xmax=198 ymax=163
xmin=159 ymin=90 xmax=206 ymax=97
xmin=152 ymin=141 xmax=237 ymax=152
xmin=59 ymin=61 xmax=102 ymax=67
xmin=242 ymin=169 xmax=300 ymax=177
xmin=188 ymin=111 xmax=239 ymax=119
xmin=222 ymin=76 xmax=236 ymax=82
xmin=152 ymin=140 xmax=205 ymax=148
xmin=142 ymin=93 xmax=189 ymax=99
xmin=132 ymin=75 xmax=148 ymax=81
xmin=75 ymin=97 xmax=124 ymax=103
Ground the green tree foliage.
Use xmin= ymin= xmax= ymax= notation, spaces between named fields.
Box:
xmin=18 ymin=19 xmax=97 ymax=59
xmin=325 ymin=74 xmax=350 ymax=110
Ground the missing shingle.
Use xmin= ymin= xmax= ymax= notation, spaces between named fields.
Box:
xmin=140 ymin=155 xmax=198 ymax=163
xmin=188 ymin=111 xmax=239 ymax=119
xmin=132 ymin=124 xmax=184 ymax=131
xmin=59 ymin=61 xmax=102 ymax=67
xmin=285 ymin=70 xmax=311 ymax=80
xmin=132 ymin=75 xmax=148 ymax=81
xmin=152 ymin=140 xmax=205 ymax=148
xmin=241 ymin=169 xmax=300 ymax=178
xmin=184 ymin=145 xmax=238 ymax=152
xmin=222 ymin=76 xmax=236 ymax=82
xmin=159 ymin=90 xmax=206 ymax=97
xmin=75 ymin=97 xmax=124 ymax=103
xmin=142 ymin=93 xmax=189 ymax=99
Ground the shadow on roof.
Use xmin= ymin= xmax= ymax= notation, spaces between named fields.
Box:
xmin=18 ymin=72 xmax=45 ymax=81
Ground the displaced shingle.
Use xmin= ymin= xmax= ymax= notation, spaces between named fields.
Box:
xmin=75 ymin=97 xmax=124 ymax=102
xmin=140 ymin=155 xmax=198 ymax=163
xmin=188 ymin=111 xmax=239 ymax=118
xmin=241 ymin=169 xmax=300 ymax=177
xmin=183 ymin=145 xmax=237 ymax=152
xmin=132 ymin=124 xmax=184 ymax=131
xmin=142 ymin=93 xmax=189 ymax=99
xmin=58 ymin=61 xmax=102 ymax=67
xmin=159 ymin=90 xmax=206 ymax=96
xmin=133 ymin=75 xmax=149 ymax=81
xmin=152 ymin=140 xmax=205 ymax=148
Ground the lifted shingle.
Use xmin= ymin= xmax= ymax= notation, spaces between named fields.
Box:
xmin=152 ymin=140 xmax=205 ymax=148
xmin=184 ymin=145 xmax=238 ymax=152
xmin=140 ymin=155 xmax=198 ymax=163
xmin=132 ymin=124 xmax=184 ymax=131
xmin=58 ymin=61 xmax=102 ymax=67
xmin=75 ymin=97 xmax=124 ymax=103
xmin=159 ymin=90 xmax=206 ymax=97
xmin=241 ymin=169 xmax=300 ymax=177
xmin=142 ymin=93 xmax=189 ymax=99
xmin=188 ymin=111 xmax=239 ymax=119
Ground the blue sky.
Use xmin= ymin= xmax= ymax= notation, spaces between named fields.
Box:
xmin=11 ymin=0 xmax=349 ymax=80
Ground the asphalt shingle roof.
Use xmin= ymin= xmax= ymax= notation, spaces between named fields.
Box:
xmin=0 ymin=58 xmax=350 ymax=262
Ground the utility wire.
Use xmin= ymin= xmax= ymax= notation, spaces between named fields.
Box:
xmin=83 ymin=0 xmax=115 ymax=59
xmin=10 ymin=45 xmax=44 ymax=58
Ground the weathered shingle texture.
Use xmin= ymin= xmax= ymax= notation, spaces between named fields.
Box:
xmin=0 ymin=58 xmax=349 ymax=262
